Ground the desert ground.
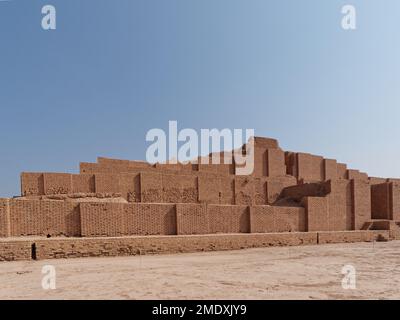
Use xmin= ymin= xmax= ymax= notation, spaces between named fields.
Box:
xmin=0 ymin=241 xmax=400 ymax=299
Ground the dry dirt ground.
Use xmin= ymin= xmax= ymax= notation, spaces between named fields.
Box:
xmin=1 ymin=241 xmax=400 ymax=300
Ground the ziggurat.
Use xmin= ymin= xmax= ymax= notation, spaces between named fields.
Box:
xmin=1 ymin=137 xmax=399 ymax=261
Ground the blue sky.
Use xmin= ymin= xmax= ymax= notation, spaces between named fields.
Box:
xmin=0 ymin=0 xmax=399 ymax=196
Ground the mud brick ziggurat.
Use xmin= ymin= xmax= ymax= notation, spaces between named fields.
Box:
xmin=1 ymin=136 xmax=399 ymax=261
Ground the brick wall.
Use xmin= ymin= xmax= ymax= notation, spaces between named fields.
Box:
xmin=198 ymin=173 xmax=220 ymax=204
xmin=34 ymin=232 xmax=317 ymax=260
xmin=43 ymin=173 xmax=72 ymax=195
xmin=176 ymin=203 xmax=208 ymax=235
xmin=281 ymin=182 xmax=330 ymax=202
xmin=21 ymin=173 xmax=44 ymax=196
xmin=9 ymin=199 xmax=81 ymax=237
xmin=327 ymin=180 xmax=352 ymax=231
xmin=274 ymin=206 xmax=306 ymax=232
xmin=72 ymin=174 xmax=95 ymax=193
xmin=140 ymin=172 xmax=163 ymax=202
xmin=252 ymin=146 xmax=267 ymax=176
xmin=266 ymin=176 xmax=298 ymax=204
xmin=80 ymin=203 xmax=124 ymax=237
xmin=80 ymin=162 xmax=99 ymax=174
xmin=347 ymin=169 xmax=368 ymax=181
xmin=391 ymin=183 xmax=400 ymax=220
xmin=21 ymin=169 xmax=300 ymax=207
xmin=285 ymin=152 xmax=297 ymax=177
xmin=324 ymin=159 xmax=337 ymax=180
xmin=250 ymin=206 xmax=305 ymax=233
xmin=179 ymin=175 xmax=199 ymax=203
xmin=369 ymin=177 xmax=388 ymax=185
xmin=0 ymin=240 xmax=32 ymax=261
xmin=0 ymin=199 xmax=10 ymax=237
xmin=253 ymin=137 xmax=280 ymax=149
xmin=131 ymin=203 xmax=176 ymax=235
xmin=234 ymin=177 xmax=255 ymax=205
xmin=199 ymin=152 xmax=234 ymax=175
xmin=351 ymin=180 xmax=371 ymax=230
xmin=164 ymin=173 xmax=198 ymax=203
xmin=266 ymin=149 xmax=286 ymax=177
xmin=318 ymin=230 xmax=389 ymax=244
xmin=219 ymin=176 xmax=235 ymax=204
xmin=207 ymin=205 xmax=250 ymax=233
xmin=371 ymin=183 xmax=391 ymax=219
xmin=254 ymin=178 xmax=267 ymax=205
xmin=297 ymin=153 xmax=324 ymax=182
xmin=1 ymin=230 xmax=390 ymax=261
xmin=80 ymin=202 xmax=176 ymax=237
xmin=119 ymin=173 xmax=141 ymax=202
xmin=94 ymin=173 xmax=121 ymax=194
xmin=303 ymin=197 xmax=329 ymax=232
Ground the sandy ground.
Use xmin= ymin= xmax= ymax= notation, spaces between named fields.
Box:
xmin=1 ymin=241 xmax=400 ymax=300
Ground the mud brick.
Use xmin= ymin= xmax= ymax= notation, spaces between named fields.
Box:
xmin=207 ymin=205 xmax=250 ymax=233
xmin=72 ymin=174 xmax=95 ymax=193
xmin=43 ymin=173 xmax=72 ymax=195
xmin=198 ymin=173 xmax=220 ymax=204
xmin=336 ymin=163 xmax=347 ymax=179
xmin=351 ymin=180 xmax=371 ymax=230
xmin=347 ymin=169 xmax=368 ymax=181
xmin=219 ymin=176 xmax=235 ymax=204
xmin=234 ymin=177 xmax=255 ymax=205
xmin=0 ymin=199 xmax=10 ymax=237
xmin=135 ymin=203 xmax=176 ymax=235
xmin=303 ymin=196 xmax=329 ymax=231
xmin=176 ymin=203 xmax=209 ymax=235
xmin=180 ymin=174 xmax=198 ymax=203
xmin=140 ymin=172 xmax=163 ymax=202
xmin=254 ymin=178 xmax=268 ymax=205
xmin=371 ymin=183 xmax=391 ymax=219
xmin=20 ymin=173 xmax=44 ymax=196
xmin=324 ymin=159 xmax=337 ymax=181
xmin=266 ymin=149 xmax=286 ymax=177
xmin=297 ymin=153 xmax=324 ymax=182
xmin=249 ymin=206 xmax=275 ymax=233
xmin=253 ymin=146 xmax=267 ymax=176
xmin=119 ymin=173 xmax=141 ymax=202
xmin=9 ymin=199 xmax=80 ymax=237
xmin=162 ymin=174 xmax=182 ymax=203
xmin=274 ymin=206 xmax=306 ymax=232
xmin=94 ymin=173 xmax=120 ymax=194
xmin=327 ymin=180 xmax=352 ymax=231
xmin=80 ymin=202 xmax=124 ymax=237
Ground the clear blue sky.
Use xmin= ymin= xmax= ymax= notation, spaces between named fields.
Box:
xmin=0 ymin=0 xmax=399 ymax=197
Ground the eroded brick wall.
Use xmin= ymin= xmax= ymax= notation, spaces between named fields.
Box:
xmin=21 ymin=173 xmax=44 ymax=196
xmin=34 ymin=232 xmax=317 ymax=260
xmin=297 ymin=153 xmax=324 ymax=182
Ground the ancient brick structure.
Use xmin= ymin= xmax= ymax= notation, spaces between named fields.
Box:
xmin=0 ymin=136 xmax=399 ymax=261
